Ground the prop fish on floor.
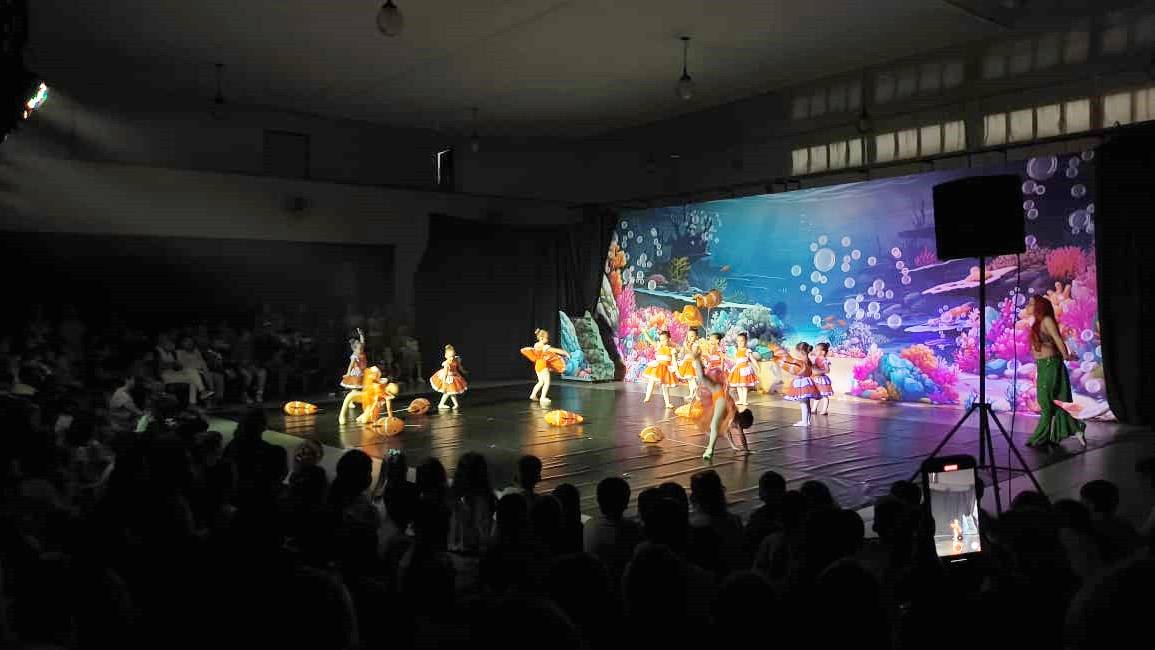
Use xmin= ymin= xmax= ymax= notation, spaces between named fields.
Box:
xmin=407 ymin=398 xmax=432 ymax=415
xmin=283 ymin=401 xmax=318 ymax=416
xmin=639 ymin=425 xmax=664 ymax=443
xmin=544 ymin=410 xmax=584 ymax=426
xmin=372 ymin=416 xmax=405 ymax=437
xmin=674 ymin=401 xmax=705 ymax=419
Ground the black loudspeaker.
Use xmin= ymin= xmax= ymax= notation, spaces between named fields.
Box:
xmin=932 ymin=174 xmax=1025 ymax=260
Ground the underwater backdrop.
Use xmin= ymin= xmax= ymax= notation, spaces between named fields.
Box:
xmin=595 ymin=153 xmax=1109 ymax=419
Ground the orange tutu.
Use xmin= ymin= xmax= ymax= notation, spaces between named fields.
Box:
xmin=643 ymin=362 xmax=681 ymax=387
xmin=727 ymin=362 xmax=758 ymax=388
xmin=784 ymin=377 xmax=820 ymax=401
xmin=430 ymin=369 xmax=468 ymax=395
xmin=521 ymin=347 xmax=565 ymax=374
xmin=339 ymin=374 xmax=363 ymax=390
xmin=677 ymin=356 xmax=697 ymax=379
xmin=812 ymin=375 xmax=834 ymax=397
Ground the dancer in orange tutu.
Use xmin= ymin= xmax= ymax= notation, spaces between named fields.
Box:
xmin=642 ymin=330 xmax=681 ymax=408
xmin=781 ymin=342 xmax=821 ymax=427
xmin=727 ymin=332 xmax=761 ymax=406
xmin=703 ymin=332 xmax=726 ymax=383
xmin=431 ymin=344 xmax=468 ymax=410
xmin=810 ymin=342 xmax=833 ymax=415
xmin=676 ymin=328 xmax=705 ymax=403
xmin=339 ymin=328 xmax=368 ymax=390
xmin=692 ymin=350 xmax=752 ymax=461
xmin=521 ymin=328 xmax=569 ymax=405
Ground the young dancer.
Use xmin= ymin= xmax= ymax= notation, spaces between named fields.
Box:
xmin=431 ymin=344 xmax=468 ymax=410
xmin=642 ymin=330 xmax=681 ymax=408
xmin=704 ymin=332 xmax=726 ymax=383
xmin=677 ymin=328 xmax=704 ymax=402
xmin=726 ymin=332 xmax=760 ymax=406
xmin=781 ymin=342 xmax=821 ymax=427
xmin=811 ymin=342 xmax=833 ymax=415
xmin=339 ymin=328 xmax=368 ymax=391
xmin=694 ymin=350 xmax=753 ymax=461
xmin=521 ymin=329 xmax=569 ymax=405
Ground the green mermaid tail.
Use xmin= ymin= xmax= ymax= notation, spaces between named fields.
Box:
xmin=1028 ymin=356 xmax=1086 ymax=446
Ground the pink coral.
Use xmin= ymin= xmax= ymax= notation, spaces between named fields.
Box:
xmin=954 ymin=330 xmax=979 ymax=374
xmin=615 ymin=286 xmax=636 ymax=337
xmin=914 ymin=246 xmax=938 ymax=268
xmin=1046 ymin=246 xmax=1087 ymax=281
xmin=852 ymin=346 xmax=882 ymax=381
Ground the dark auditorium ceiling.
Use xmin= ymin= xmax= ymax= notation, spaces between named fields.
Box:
xmin=23 ymin=1 xmax=1092 ymax=137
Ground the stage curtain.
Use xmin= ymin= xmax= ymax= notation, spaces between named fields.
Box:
xmin=1095 ymin=125 xmax=1155 ymax=426
xmin=415 ymin=211 xmax=615 ymax=381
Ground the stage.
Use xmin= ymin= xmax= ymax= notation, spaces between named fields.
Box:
xmin=231 ymin=381 xmax=1140 ymax=517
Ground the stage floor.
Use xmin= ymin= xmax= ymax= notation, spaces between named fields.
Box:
xmin=253 ymin=381 xmax=1140 ymax=516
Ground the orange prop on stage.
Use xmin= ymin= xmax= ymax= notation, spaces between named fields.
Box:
xmin=544 ymin=410 xmax=584 ymax=426
xmin=283 ymin=401 xmax=318 ymax=416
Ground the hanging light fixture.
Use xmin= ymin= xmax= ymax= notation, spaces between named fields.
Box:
xmin=469 ymin=107 xmax=481 ymax=153
xmin=211 ymin=63 xmax=228 ymax=120
xmin=675 ymin=36 xmax=695 ymax=101
xmin=377 ymin=1 xmax=404 ymax=37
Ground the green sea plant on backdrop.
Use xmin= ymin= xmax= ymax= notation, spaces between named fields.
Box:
xmin=595 ymin=152 xmax=1110 ymax=419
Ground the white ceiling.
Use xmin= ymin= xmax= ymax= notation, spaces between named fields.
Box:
xmin=26 ymin=1 xmax=1007 ymax=137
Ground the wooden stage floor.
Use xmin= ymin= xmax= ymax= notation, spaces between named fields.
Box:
xmin=252 ymin=381 xmax=1138 ymax=517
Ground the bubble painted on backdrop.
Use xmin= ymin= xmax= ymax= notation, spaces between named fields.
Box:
xmin=811 ymin=287 xmax=820 ymax=296
xmin=890 ymin=247 xmax=902 ymax=259
xmin=855 ymin=308 xmax=866 ymax=319
xmin=1065 ymin=167 xmax=1079 ymax=179
xmin=818 ymin=235 xmax=828 ymax=245
xmin=887 ymin=314 xmax=902 ymax=329
xmin=885 ymin=290 xmax=894 ymax=299
xmin=1081 ymin=150 xmax=1094 ymax=161
xmin=1034 ymin=185 xmax=1046 ymax=196
xmin=841 ymin=236 xmax=851 ymax=247
xmin=650 ymin=228 xmax=657 ymax=237
xmin=811 ymin=271 xmax=822 ymax=283
xmin=810 ymin=315 xmax=821 ymax=326
xmin=1023 ymin=200 xmax=1035 ymax=210
xmin=844 ymin=298 xmax=859 ymax=314
xmin=1068 ymin=210 xmax=1089 ymax=231
xmin=791 ymin=264 xmax=803 ymax=277
xmin=1026 ymin=208 xmax=1039 ymax=220
xmin=1087 ymin=203 xmax=1095 ymax=215
xmin=1068 ymin=156 xmax=1080 ymax=168
xmin=896 ymin=261 xmax=906 ymax=270
xmin=1071 ymin=184 xmax=1086 ymax=198
xmin=819 ymin=275 xmax=828 ymax=284
xmin=851 ymin=249 xmax=862 ymax=260
xmin=810 ymin=243 xmax=819 ymax=252
xmin=637 ymin=236 xmax=644 ymax=243
xmin=814 ymin=294 xmax=823 ymax=304
xmin=901 ymin=275 xmax=912 ymax=285
xmin=1025 ymin=234 xmax=1037 ymax=249
xmin=841 ymin=263 xmax=851 ymax=273
xmin=868 ymin=301 xmax=881 ymax=314
xmin=800 ymin=284 xmax=807 ymax=292
xmin=867 ymin=256 xmax=877 ymax=266
xmin=867 ymin=286 xmax=877 ymax=296
xmin=1022 ymin=180 xmax=1037 ymax=194
xmin=872 ymin=279 xmax=885 ymax=291
xmin=814 ymin=248 xmax=837 ymax=273
xmin=1026 ymin=156 xmax=1058 ymax=181
xmin=627 ymin=230 xmax=633 ymax=238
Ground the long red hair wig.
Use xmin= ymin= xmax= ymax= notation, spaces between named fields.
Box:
xmin=1029 ymin=295 xmax=1057 ymax=351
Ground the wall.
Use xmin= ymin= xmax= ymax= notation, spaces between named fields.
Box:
xmin=0 ymin=85 xmax=579 ymax=315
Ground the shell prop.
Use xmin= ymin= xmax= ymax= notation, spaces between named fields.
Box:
xmin=283 ymin=401 xmax=318 ymax=416
xmin=639 ymin=425 xmax=664 ymax=443
xmin=674 ymin=401 xmax=705 ymax=419
xmin=407 ymin=398 xmax=432 ymax=415
xmin=544 ymin=410 xmax=584 ymax=426
xmin=372 ymin=416 xmax=405 ymax=437
xmin=674 ymin=305 xmax=703 ymax=328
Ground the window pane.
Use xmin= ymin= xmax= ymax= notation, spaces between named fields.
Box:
xmin=897 ymin=128 xmax=919 ymax=159
xmin=919 ymin=63 xmax=941 ymax=93
xmin=896 ymin=67 xmax=917 ymax=99
xmin=1036 ymin=104 xmax=1061 ymax=138
xmin=792 ymin=148 xmax=809 ymax=175
xmin=1138 ymin=88 xmax=1155 ymax=123
xmin=1101 ymin=25 xmax=1129 ymax=54
xmin=943 ymin=61 xmax=965 ymax=88
xmin=1065 ymin=99 xmax=1091 ymax=133
xmin=1036 ymin=33 xmax=1061 ymax=69
xmin=809 ymin=145 xmax=828 ymax=172
xmin=1064 ymin=29 xmax=1090 ymax=64
xmin=875 ymin=133 xmax=896 ymax=162
xmin=829 ymin=83 xmax=846 ymax=113
xmin=847 ymin=138 xmax=863 ymax=166
xmin=829 ymin=140 xmax=848 ymax=169
xmin=847 ymin=79 xmax=862 ymax=111
xmin=1009 ymin=108 xmax=1035 ymax=142
xmin=920 ymin=125 xmax=942 ymax=156
xmin=1136 ymin=14 xmax=1155 ymax=47
xmin=791 ymin=95 xmax=809 ymax=120
xmin=943 ymin=121 xmax=966 ymax=152
xmin=1103 ymin=91 xmax=1134 ymax=127
xmin=810 ymin=90 xmax=827 ymax=117
xmin=1010 ymin=39 xmax=1033 ymax=75
xmin=875 ymin=73 xmax=895 ymax=104
xmin=983 ymin=113 xmax=1007 ymax=146
xmin=982 ymin=50 xmax=1006 ymax=79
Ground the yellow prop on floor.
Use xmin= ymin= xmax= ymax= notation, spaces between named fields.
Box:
xmin=283 ymin=401 xmax=318 ymax=416
xmin=407 ymin=398 xmax=432 ymax=415
xmin=544 ymin=409 xmax=584 ymax=426
xmin=639 ymin=425 xmax=664 ymax=443
xmin=372 ymin=416 xmax=405 ymax=437
xmin=674 ymin=401 xmax=704 ymax=419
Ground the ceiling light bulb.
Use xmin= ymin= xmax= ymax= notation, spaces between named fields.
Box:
xmin=676 ymin=36 xmax=694 ymax=101
xmin=470 ymin=134 xmax=480 ymax=153
xmin=377 ymin=1 xmax=404 ymax=37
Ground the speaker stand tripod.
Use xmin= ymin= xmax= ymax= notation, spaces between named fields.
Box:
xmin=911 ymin=256 xmax=1042 ymax=514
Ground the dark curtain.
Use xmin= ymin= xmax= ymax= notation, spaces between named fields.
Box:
xmin=414 ymin=211 xmax=615 ymax=382
xmin=929 ymin=487 xmax=976 ymax=537
xmin=1095 ymin=125 xmax=1155 ymax=426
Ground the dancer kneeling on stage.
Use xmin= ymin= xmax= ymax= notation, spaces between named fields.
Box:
xmin=642 ymin=330 xmax=681 ymax=409
xmin=521 ymin=328 xmax=568 ymax=404
xmin=694 ymin=351 xmax=752 ymax=461
xmin=781 ymin=342 xmax=821 ymax=427
xmin=431 ymin=344 xmax=468 ymax=410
